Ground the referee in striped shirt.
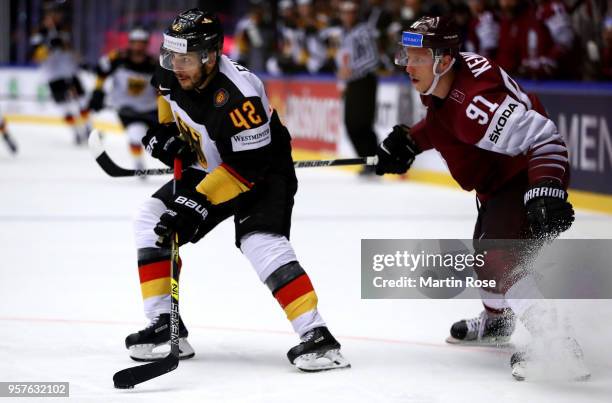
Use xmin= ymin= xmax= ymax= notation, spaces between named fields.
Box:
xmin=337 ymin=1 xmax=380 ymax=175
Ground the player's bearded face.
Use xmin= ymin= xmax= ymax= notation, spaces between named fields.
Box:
xmin=174 ymin=61 xmax=202 ymax=90
xmin=165 ymin=52 xmax=204 ymax=90
xmin=403 ymin=48 xmax=435 ymax=93
xmin=160 ymin=50 xmax=216 ymax=90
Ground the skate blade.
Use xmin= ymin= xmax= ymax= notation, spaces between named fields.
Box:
xmin=294 ymin=349 xmax=351 ymax=372
xmin=446 ymin=336 xmax=513 ymax=348
xmin=129 ymin=338 xmax=195 ymax=362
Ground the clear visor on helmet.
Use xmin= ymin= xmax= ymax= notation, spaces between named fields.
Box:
xmin=394 ymin=45 xmax=434 ymax=67
xmin=159 ymin=48 xmax=209 ymax=72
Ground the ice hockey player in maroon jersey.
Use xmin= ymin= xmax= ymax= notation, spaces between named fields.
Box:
xmin=376 ymin=15 xmax=589 ymax=380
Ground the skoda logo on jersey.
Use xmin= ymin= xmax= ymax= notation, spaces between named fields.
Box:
xmin=214 ymin=88 xmax=229 ymax=107
xmin=402 ymin=32 xmax=424 ymax=47
xmin=489 ymin=102 xmax=518 ymax=144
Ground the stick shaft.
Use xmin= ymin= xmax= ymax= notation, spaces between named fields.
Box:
xmin=169 ymin=159 xmax=182 ymax=358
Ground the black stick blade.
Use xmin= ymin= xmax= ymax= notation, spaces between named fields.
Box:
xmin=88 ymin=130 xmax=173 ymax=178
xmin=113 ymin=355 xmax=178 ymax=389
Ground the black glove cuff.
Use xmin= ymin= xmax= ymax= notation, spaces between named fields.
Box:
xmin=524 ymin=183 xmax=567 ymax=205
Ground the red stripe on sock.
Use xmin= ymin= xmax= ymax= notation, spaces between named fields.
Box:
xmin=138 ymin=260 xmax=170 ymax=283
xmin=273 ymin=274 xmax=314 ymax=308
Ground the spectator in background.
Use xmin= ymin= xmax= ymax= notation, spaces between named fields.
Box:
xmin=535 ymin=0 xmax=580 ymax=79
xmin=364 ymin=0 xmax=395 ymax=72
xmin=295 ymin=0 xmax=328 ymax=73
xmin=399 ymin=0 xmax=426 ymax=28
xmin=464 ymin=0 xmax=500 ymax=59
xmin=337 ymin=1 xmax=380 ymax=176
xmin=270 ymin=0 xmax=328 ymax=74
xmin=30 ymin=2 xmax=92 ymax=145
xmin=400 ymin=0 xmax=450 ymax=30
xmin=496 ymin=0 xmax=559 ymax=79
xmin=569 ymin=0 xmax=608 ymax=80
xmin=317 ymin=2 xmax=344 ymax=73
xmin=232 ymin=0 xmax=275 ymax=72
xmin=268 ymin=0 xmax=300 ymax=74
xmin=452 ymin=2 xmax=473 ymax=53
xmin=602 ymin=15 xmax=612 ymax=79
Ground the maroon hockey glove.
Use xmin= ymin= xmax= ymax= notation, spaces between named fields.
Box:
xmin=154 ymin=189 xmax=211 ymax=246
xmin=142 ymin=124 xmax=197 ymax=168
xmin=524 ymin=181 xmax=574 ymax=240
xmin=375 ymin=124 xmax=420 ymax=175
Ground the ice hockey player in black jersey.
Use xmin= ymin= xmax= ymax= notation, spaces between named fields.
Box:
xmin=89 ymin=28 xmax=158 ymax=173
xmin=126 ymin=8 xmax=350 ymax=372
xmin=29 ymin=3 xmax=92 ymax=145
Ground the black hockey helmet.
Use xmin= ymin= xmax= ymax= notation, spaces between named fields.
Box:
xmin=160 ymin=8 xmax=223 ymax=71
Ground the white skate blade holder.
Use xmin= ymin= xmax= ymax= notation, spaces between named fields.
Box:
xmin=293 ymin=349 xmax=351 ymax=372
xmin=446 ymin=335 xmax=513 ymax=348
xmin=129 ymin=338 xmax=195 ymax=362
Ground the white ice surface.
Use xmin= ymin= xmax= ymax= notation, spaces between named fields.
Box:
xmin=1 ymin=124 xmax=611 ymax=403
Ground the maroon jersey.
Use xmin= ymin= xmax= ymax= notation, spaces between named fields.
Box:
xmin=496 ymin=6 xmax=557 ymax=79
xmin=465 ymin=11 xmax=499 ymax=59
xmin=411 ymin=52 xmax=569 ymax=199
xmin=536 ymin=0 xmax=579 ymax=78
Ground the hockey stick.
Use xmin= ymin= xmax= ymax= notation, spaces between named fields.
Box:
xmin=88 ymin=130 xmax=378 ymax=178
xmin=1 ymin=131 xmax=18 ymax=154
xmin=112 ymin=159 xmax=182 ymax=389
xmin=88 ymin=130 xmax=173 ymax=177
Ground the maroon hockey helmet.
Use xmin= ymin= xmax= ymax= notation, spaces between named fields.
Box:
xmin=395 ymin=16 xmax=461 ymax=95
xmin=401 ymin=16 xmax=461 ymax=51
xmin=395 ymin=16 xmax=461 ymax=67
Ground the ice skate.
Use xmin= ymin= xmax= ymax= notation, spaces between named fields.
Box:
xmin=287 ymin=327 xmax=350 ymax=372
xmin=510 ymin=337 xmax=590 ymax=381
xmin=125 ymin=313 xmax=194 ymax=362
xmin=446 ymin=309 xmax=515 ymax=347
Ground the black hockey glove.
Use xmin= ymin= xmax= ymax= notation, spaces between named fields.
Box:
xmin=88 ymin=89 xmax=105 ymax=112
xmin=142 ymin=124 xmax=197 ymax=168
xmin=375 ymin=124 xmax=420 ymax=175
xmin=154 ymin=189 xmax=211 ymax=246
xmin=524 ymin=181 xmax=574 ymax=240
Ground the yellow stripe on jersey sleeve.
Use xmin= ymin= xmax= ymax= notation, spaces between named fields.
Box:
xmin=195 ymin=165 xmax=251 ymax=205
xmin=157 ymin=96 xmax=174 ymax=124
xmin=32 ymin=46 xmax=49 ymax=63
xmin=94 ymin=77 xmax=105 ymax=90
